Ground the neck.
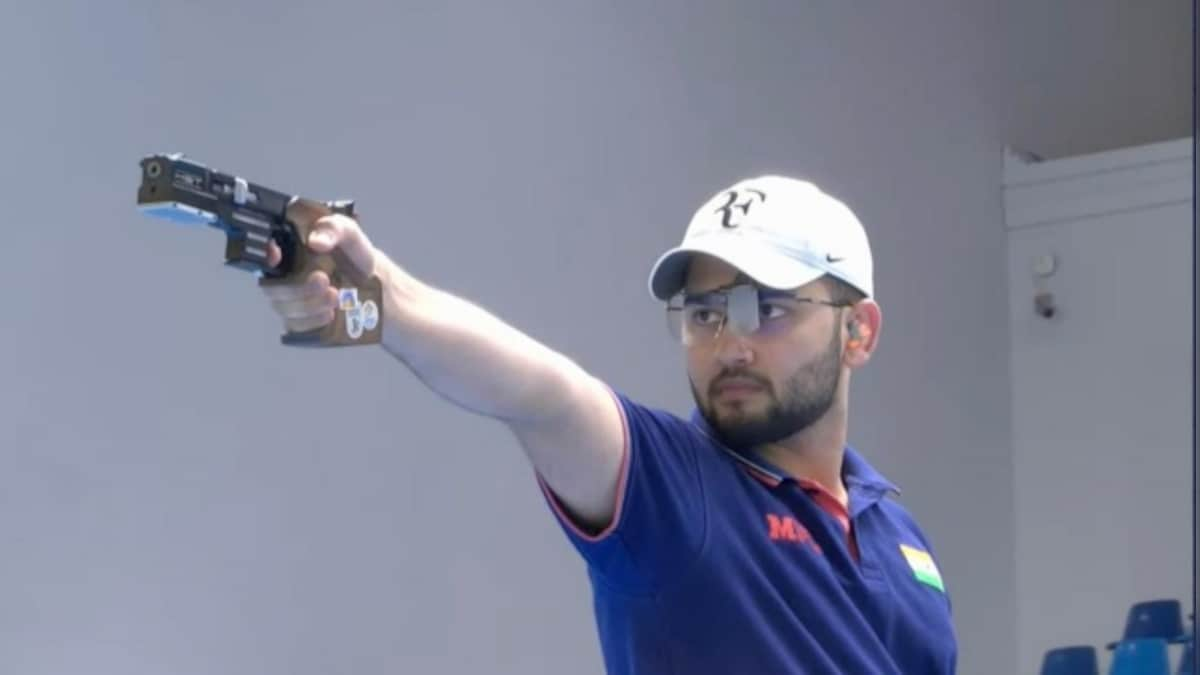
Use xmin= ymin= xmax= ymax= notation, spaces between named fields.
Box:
xmin=754 ymin=404 xmax=849 ymax=505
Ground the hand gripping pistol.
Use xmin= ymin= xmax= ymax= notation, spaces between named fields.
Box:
xmin=136 ymin=153 xmax=383 ymax=347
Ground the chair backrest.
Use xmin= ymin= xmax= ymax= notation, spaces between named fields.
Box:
xmin=1041 ymin=645 xmax=1099 ymax=675
xmin=1109 ymin=638 xmax=1169 ymax=675
xmin=1178 ymin=637 xmax=1195 ymax=675
xmin=1122 ymin=600 xmax=1186 ymax=642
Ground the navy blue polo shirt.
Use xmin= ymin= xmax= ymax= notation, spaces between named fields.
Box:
xmin=538 ymin=387 xmax=957 ymax=675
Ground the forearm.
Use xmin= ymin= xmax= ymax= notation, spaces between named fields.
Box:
xmin=373 ymin=251 xmax=578 ymax=425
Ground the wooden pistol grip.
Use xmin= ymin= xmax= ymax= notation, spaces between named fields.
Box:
xmin=259 ymin=198 xmax=383 ymax=348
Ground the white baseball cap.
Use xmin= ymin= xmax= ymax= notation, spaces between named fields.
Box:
xmin=647 ymin=175 xmax=874 ymax=301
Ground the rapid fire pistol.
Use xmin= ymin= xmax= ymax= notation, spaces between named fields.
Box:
xmin=136 ymin=153 xmax=383 ymax=347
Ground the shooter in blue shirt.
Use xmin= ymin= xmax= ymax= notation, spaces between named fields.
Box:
xmin=262 ymin=174 xmax=958 ymax=674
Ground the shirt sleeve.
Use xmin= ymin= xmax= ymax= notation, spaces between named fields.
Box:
xmin=536 ymin=385 xmax=707 ymax=592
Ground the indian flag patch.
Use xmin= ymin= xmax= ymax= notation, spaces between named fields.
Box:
xmin=900 ymin=544 xmax=945 ymax=592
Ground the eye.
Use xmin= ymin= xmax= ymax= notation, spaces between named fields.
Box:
xmin=759 ymin=302 xmax=789 ymax=321
xmin=689 ymin=308 xmax=723 ymax=326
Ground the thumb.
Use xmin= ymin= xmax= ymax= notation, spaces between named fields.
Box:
xmin=306 ymin=217 xmax=345 ymax=251
xmin=307 ymin=214 xmax=376 ymax=275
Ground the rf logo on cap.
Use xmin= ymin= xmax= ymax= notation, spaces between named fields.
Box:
xmin=714 ymin=188 xmax=767 ymax=229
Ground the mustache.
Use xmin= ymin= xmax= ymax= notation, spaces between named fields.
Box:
xmin=709 ymin=370 xmax=771 ymax=395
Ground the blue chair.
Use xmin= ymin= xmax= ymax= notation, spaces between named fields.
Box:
xmin=1107 ymin=600 xmax=1191 ymax=649
xmin=1178 ymin=637 xmax=1195 ymax=675
xmin=1041 ymin=645 xmax=1099 ymax=675
xmin=1109 ymin=638 xmax=1169 ymax=675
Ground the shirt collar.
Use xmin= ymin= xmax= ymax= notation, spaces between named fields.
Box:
xmin=687 ymin=407 xmax=901 ymax=497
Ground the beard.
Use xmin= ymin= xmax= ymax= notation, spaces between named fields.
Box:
xmin=690 ymin=322 xmax=843 ymax=449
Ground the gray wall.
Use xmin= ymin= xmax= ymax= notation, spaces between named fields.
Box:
xmin=1003 ymin=0 xmax=1192 ymax=160
xmin=0 ymin=2 xmax=1188 ymax=674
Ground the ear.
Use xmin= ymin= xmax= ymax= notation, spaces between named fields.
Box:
xmin=843 ymin=300 xmax=881 ymax=366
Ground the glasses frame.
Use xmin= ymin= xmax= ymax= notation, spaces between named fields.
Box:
xmin=664 ymin=282 xmax=854 ymax=345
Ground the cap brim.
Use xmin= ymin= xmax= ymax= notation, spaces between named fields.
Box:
xmin=647 ymin=235 xmax=826 ymax=300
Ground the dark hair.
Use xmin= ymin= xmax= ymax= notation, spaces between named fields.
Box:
xmin=822 ymin=274 xmax=867 ymax=306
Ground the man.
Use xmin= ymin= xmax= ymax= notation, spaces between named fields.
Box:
xmin=263 ymin=175 xmax=957 ymax=674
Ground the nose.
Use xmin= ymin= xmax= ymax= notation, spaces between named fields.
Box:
xmin=710 ymin=323 xmax=755 ymax=367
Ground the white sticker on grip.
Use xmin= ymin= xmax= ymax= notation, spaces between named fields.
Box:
xmin=338 ymin=287 xmax=367 ymax=340
xmin=346 ymin=305 xmax=365 ymax=340
xmin=361 ymin=300 xmax=379 ymax=332
xmin=338 ymin=288 xmax=359 ymax=311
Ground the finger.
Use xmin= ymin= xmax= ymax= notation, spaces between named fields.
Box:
xmin=306 ymin=214 xmax=376 ymax=276
xmin=285 ymin=307 xmax=337 ymax=334
xmin=273 ymin=287 xmax=339 ymax=320
xmin=266 ymin=239 xmax=282 ymax=269
xmin=261 ymin=270 xmax=331 ymax=302
xmin=269 ymin=285 xmax=333 ymax=317
xmin=307 ymin=215 xmax=344 ymax=253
